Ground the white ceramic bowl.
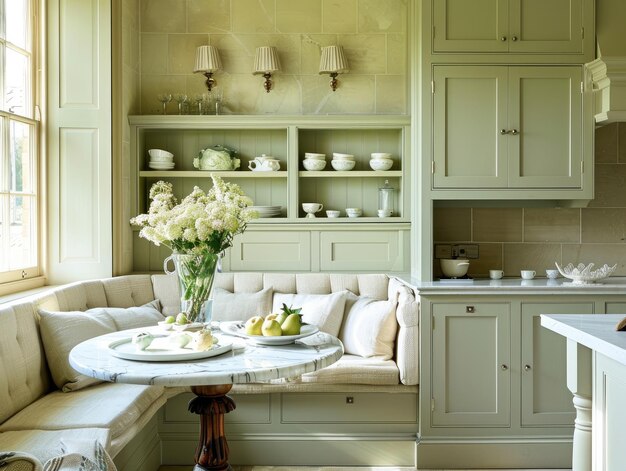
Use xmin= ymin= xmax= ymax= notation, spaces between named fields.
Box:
xmin=371 ymin=152 xmax=392 ymax=159
xmin=302 ymin=159 xmax=327 ymax=171
xmin=369 ymin=158 xmax=393 ymax=171
xmin=345 ymin=207 xmax=362 ymax=218
xmin=148 ymin=149 xmax=174 ymax=161
xmin=331 ymin=160 xmax=356 ymax=171
xmin=440 ymin=259 xmax=470 ymax=278
xmin=332 ymin=153 xmax=355 ymax=160
xmin=304 ymin=156 xmax=326 ymax=160
xmin=326 ymin=210 xmax=340 ymax=218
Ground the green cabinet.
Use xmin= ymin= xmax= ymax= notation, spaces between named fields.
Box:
xmin=433 ymin=0 xmax=586 ymax=55
xmin=433 ymin=65 xmax=584 ymax=191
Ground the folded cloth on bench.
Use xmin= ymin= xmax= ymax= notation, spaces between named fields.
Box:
xmin=0 ymin=451 xmax=43 ymax=471
xmin=43 ymin=439 xmax=116 ymax=471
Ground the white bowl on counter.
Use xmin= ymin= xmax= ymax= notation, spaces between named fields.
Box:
xmin=303 ymin=159 xmax=326 ymax=171
xmin=331 ymin=160 xmax=356 ymax=171
xmin=440 ymin=259 xmax=470 ymax=278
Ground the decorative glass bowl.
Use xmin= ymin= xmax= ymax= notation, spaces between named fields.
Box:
xmin=555 ymin=262 xmax=617 ymax=285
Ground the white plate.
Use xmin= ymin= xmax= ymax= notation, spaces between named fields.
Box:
xmin=108 ymin=335 xmax=232 ymax=361
xmin=220 ymin=321 xmax=319 ymax=345
xmin=172 ymin=322 xmax=205 ymax=331
xmin=149 ymin=164 xmax=175 ymax=169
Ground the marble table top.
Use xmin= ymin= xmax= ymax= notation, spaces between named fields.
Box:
xmin=541 ymin=314 xmax=626 ymax=367
xmin=69 ymin=327 xmax=344 ymax=387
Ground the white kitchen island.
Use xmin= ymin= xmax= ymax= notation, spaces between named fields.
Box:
xmin=541 ymin=313 xmax=626 ymax=471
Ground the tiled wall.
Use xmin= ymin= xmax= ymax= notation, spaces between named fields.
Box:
xmin=138 ymin=0 xmax=407 ymax=115
xmin=433 ymin=123 xmax=626 ymax=278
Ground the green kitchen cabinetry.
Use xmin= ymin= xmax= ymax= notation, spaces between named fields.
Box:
xmin=432 ymin=65 xmax=587 ymax=195
xmin=432 ymin=0 xmax=592 ymax=58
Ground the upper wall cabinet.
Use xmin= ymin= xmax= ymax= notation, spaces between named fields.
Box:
xmin=432 ymin=0 xmax=590 ymax=57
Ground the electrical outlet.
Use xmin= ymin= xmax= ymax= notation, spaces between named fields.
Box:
xmin=456 ymin=244 xmax=479 ymax=259
xmin=434 ymin=244 xmax=452 ymax=259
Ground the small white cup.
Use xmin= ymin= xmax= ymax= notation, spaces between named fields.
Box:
xmin=377 ymin=209 xmax=392 ymax=218
xmin=489 ymin=269 xmax=503 ymax=280
xmin=521 ymin=270 xmax=536 ymax=280
xmin=326 ymin=210 xmax=340 ymax=218
xmin=545 ymin=269 xmax=559 ymax=279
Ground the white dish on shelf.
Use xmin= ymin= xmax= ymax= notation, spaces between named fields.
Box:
xmin=220 ymin=321 xmax=319 ymax=345
xmin=331 ymin=160 xmax=356 ymax=171
xmin=148 ymin=149 xmax=174 ymax=160
xmin=249 ymin=205 xmax=282 ymax=217
xmin=108 ymin=335 xmax=232 ymax=362
xmin=149 ymin=163 xmax=175 ymax=170
xmin=303 ymin=159 xmax=326 ymax=171
xmin=369 ymin=158 xmax=393 ymax=171
xmin=555 ymin=262 xmax=617 ymax=285
xmin=371 ymin=152 xmax=392 ymax=159
xmin=304 ymin=153 xmax=326 ymax=160
xmin=332 ymin=153 xmax=355 ymax=160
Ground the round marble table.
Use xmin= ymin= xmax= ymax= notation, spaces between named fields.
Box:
xmin=69 ymin=328 xmax=343 ymax=471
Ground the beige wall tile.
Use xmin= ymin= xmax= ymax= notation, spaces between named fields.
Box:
xmin=358 ymin=0 xmax=406 ymax=32
xmin=216 ymin=74 xmax=302 ymax=114
xmin=168 ymin=34 xmax=209 ymax=74
xmin=301 ymin=34 xmax=339 ymax=75
xmin=523 ymin=208 xmax=580 ymax=243
xmin=232 ymin=0 xmax=276 ymax=33
xmin=587 ymin=164 xmax=626 ymax=208
xmin=301 ymin=75 xmax=375 ymax=114
xmin=140 ymin=75 xmax=187 ymax=114
xmin=141 ymin=34 xmax=168 ymax=75
xmin=595 ymin=122 xmax=618 ymax=163
xmin=433 ymin=207 xmax=471 ymax=242
xmin=619 ymin=123 xmax=626 ymax=163
xmin=562 ymin=244 xmax=626 ymax=276
xmin=375 ymin=75 xmax=406 ymax=114
xmin=322 ymin=0 xmax=357 ymax=33
xmin=188 ymin=0 xmax=231 ymax=33
xmin=473 ymin=208 xmax=523 ymax=242
xmin=337 ymin=34 xmax=386 ymax=74
xmin=387 ymin=33 xmax=406 ymax=75
xmin=581 ymin=208 xmax=626 ymax=243
xmin=141 ymin=0 xmax=186 ymax=33
xmin=503 ymin=244 xmax=562 ymax=277
xmin=468 ymin=243 xmax=503 ymax=278
xmin=276 ymin=0 xmax=322 ymax=33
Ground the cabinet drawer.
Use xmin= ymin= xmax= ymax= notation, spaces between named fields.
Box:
xmin=281 ymin=393 xmax=417 ymax=423
xmin=230 ymin=231 xmax=311 ymax=271
xmin=320 ymin=230 xmax=407 ymax=271
xmin=164 ymin=393 xmax=271 ymax=424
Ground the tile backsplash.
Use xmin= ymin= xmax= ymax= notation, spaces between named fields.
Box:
xmin=138 ymin=0 xmax=408 ymax=115
xmin=433 ymin=123 xmax=626 ymax=278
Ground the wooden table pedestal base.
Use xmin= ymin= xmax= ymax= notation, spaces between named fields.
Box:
xmin=189 ymin=384 xmax=236 ymax=471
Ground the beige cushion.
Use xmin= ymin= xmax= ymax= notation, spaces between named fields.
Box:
xmin=341 ymin=292 xmax=398 ymax=360
xmin=301 ymin=354 xmax=400 ymax=385
xmin=273 ymin=291 xmax=348 ymax=337
xmin=0 ymin=429 xmax=110 ymax=465
xmin=0 ymin=383 xmax=163 ymax=442
xmin=389 ymin=277 xmax=419 ymax=385
xmin=38 ymin=300 xmax=163 ymax=391
xmin=151 ymin=274 xmax=180 ymax=317
xmin=212 ymin=287 xmax=273 ymax=321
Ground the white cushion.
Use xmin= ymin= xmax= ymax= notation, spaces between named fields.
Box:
xmin=38 ymin=300 xmax=163 ymax=391
xmin=272 ymin=291 xmax=348 ymax=337
xmin=301 ymin=354 xmax=400 ymax=385
xmin=212 ymin=287 xmax=273 ymax=321
xmin=340 ymin=293 xmax=398 ymax=360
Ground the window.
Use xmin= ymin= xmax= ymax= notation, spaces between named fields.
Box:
xmin=0 ymin=0 xmax=40 ymax=288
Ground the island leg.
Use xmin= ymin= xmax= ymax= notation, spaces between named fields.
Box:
xmin=566 ymin=339 xmax=592 ymax=471
xmin=189 ymin=384 xmax=236 ymax=471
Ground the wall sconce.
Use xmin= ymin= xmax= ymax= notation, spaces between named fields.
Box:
xmin=194 ymin=45 xmax=222 ymax=92
xmin=253 ymin=46 xmax=281 ymax=93
xmin=319 ymin=45 xmax=349 ymax=91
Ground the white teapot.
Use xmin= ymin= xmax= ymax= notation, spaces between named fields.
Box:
xmin=248 ymin=154 xmax=280 ymax=172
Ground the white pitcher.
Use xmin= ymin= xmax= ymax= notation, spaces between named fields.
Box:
xmin=248 ymin=154 xmax=280 ymax=172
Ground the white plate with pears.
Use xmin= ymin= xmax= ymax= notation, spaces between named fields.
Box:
xmin=220 ymin=321 xmax=319 ymax=346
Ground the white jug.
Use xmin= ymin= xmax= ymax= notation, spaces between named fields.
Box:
xmin=248 ymin=154 xmax=280 ymax=172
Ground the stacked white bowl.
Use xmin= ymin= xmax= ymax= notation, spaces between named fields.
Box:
xmin=369 ymin=152 xmax=393 ymax=171
xmin=148 ymin=149 xmax=175 ymax=170
xmin=331 ymin=153 xmax=356 ymax=171
xmin=303 ymin=152 xmax=326 ymax=171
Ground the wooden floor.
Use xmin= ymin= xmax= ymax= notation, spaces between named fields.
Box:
xmin=159 ymin=467 xmax=570 ymax=471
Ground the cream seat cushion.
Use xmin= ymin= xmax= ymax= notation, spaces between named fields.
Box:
xmin=0 ymin=383 xmax=163 ymax=443
xmin=300 ymin=354 xmax=400 ymax=385
xmin=0 ymin=428 xmax=110 ymax=465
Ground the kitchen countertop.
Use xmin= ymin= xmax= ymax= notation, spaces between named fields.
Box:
xmin=393 ymin=275 xmax=626 ymax=295
xmin=541 ymin=314 xmax=626 ymax=367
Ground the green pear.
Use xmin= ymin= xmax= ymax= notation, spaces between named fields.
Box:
xmin=281 ymin=313 xmax=302 ymax=336
xmin=176 ymin=312 xmax=189 ymax=325
xmin=164 ymin=315 xmax=176 ymax=324
xmin=244 ymin=316 xmax=264 ymax=336
xmin=265 ymin=313 xmax=278 ymax=321
xmin=275 ymin=312 xmax=289 ymax=326
xmin=261 ymin=319 xmax=282 ymax=336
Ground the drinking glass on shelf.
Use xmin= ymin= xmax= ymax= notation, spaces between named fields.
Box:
xmin=202 ymin=92 xmax=213 ymax=115
xmin=157 ymin=93 xmax=172 ymax=115
xmin=193 ymin=94 xmax=204 ymax=115
xmin=173 ymin=94 xmax=188 ymax=115
xmin=213 ymin=87 xmax=223 ymax=115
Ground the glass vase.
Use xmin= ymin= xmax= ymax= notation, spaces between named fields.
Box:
xmin=164 ymin=252 xmax=220 ymax=323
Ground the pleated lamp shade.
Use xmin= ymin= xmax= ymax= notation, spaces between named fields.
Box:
xmin=253 ymin=46 xmax=281 ymax=74
xmin=194 ymin=45 xmax=222 ymax=73
xmin=319 ymin=45 xmax=349 ymax=74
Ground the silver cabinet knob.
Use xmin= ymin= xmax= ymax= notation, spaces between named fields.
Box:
xmin=501 ymin=36 xmax=507 ymax=41
xmin=500 ymin=129 xmax=508 ymax=135
xmin=524 ymin=364 xmax=532 ymax=371
xmin=501 ymin=364 xmax=508 ymax=371
xmin=510 ymin=129 xmax=519 ymax=135
xmin=511 ymin=35 xmax=518 ymax=41
xmin=466 ymin=306 xmax=475 ymax=313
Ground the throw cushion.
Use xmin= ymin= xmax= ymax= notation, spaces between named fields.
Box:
xmin=340 ymin=292 xmax=397 ymax=360
xmin=272 ymin=291 xmax=348 ymax=337
xmin=212 ymin=287 xmax=273 ymax=321
xmin=39 ymin=300 xmax=163 ymax=392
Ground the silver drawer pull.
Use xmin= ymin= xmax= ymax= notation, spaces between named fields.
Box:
xmin=511 ymin=35 xmax=518 ymax=41
xmin=510 ymin=129 xmax=519 ymax=135
xmin=524 ymin=364 xmax=532 ymax=371
xmin=501 ymin=36 xmax=507 ymax=41
xmin=466 ymin=306 xmax=475 ymax=313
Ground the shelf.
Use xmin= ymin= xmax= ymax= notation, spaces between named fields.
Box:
xmin=139 ymin=171 xmax=288 ymax=178
xmin=298 ymin=171 xmax=402 ymax=178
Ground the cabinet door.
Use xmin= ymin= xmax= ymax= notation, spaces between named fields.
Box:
xmin=507 ymin=67 xmax=582 ymax=189
xmin=509 ymin=0 xmax=583 ymax=54
xmin=229 ymin=231 xmax=311 ymax=271
xmin=433 ymin=0 xmax=509 ymax=53
xmin=433 ymin=66 xmax=509 ymax=188
xmin=432 ymin=302 xmax=511 ymax=427
xmin=520 ymin=302 xmax=593 ymax=426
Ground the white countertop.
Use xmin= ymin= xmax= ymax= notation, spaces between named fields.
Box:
xmin=393 ymin=274 xmax=626 ymax=295
xmin=541 ymin=314 xmax=626 ymax=366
